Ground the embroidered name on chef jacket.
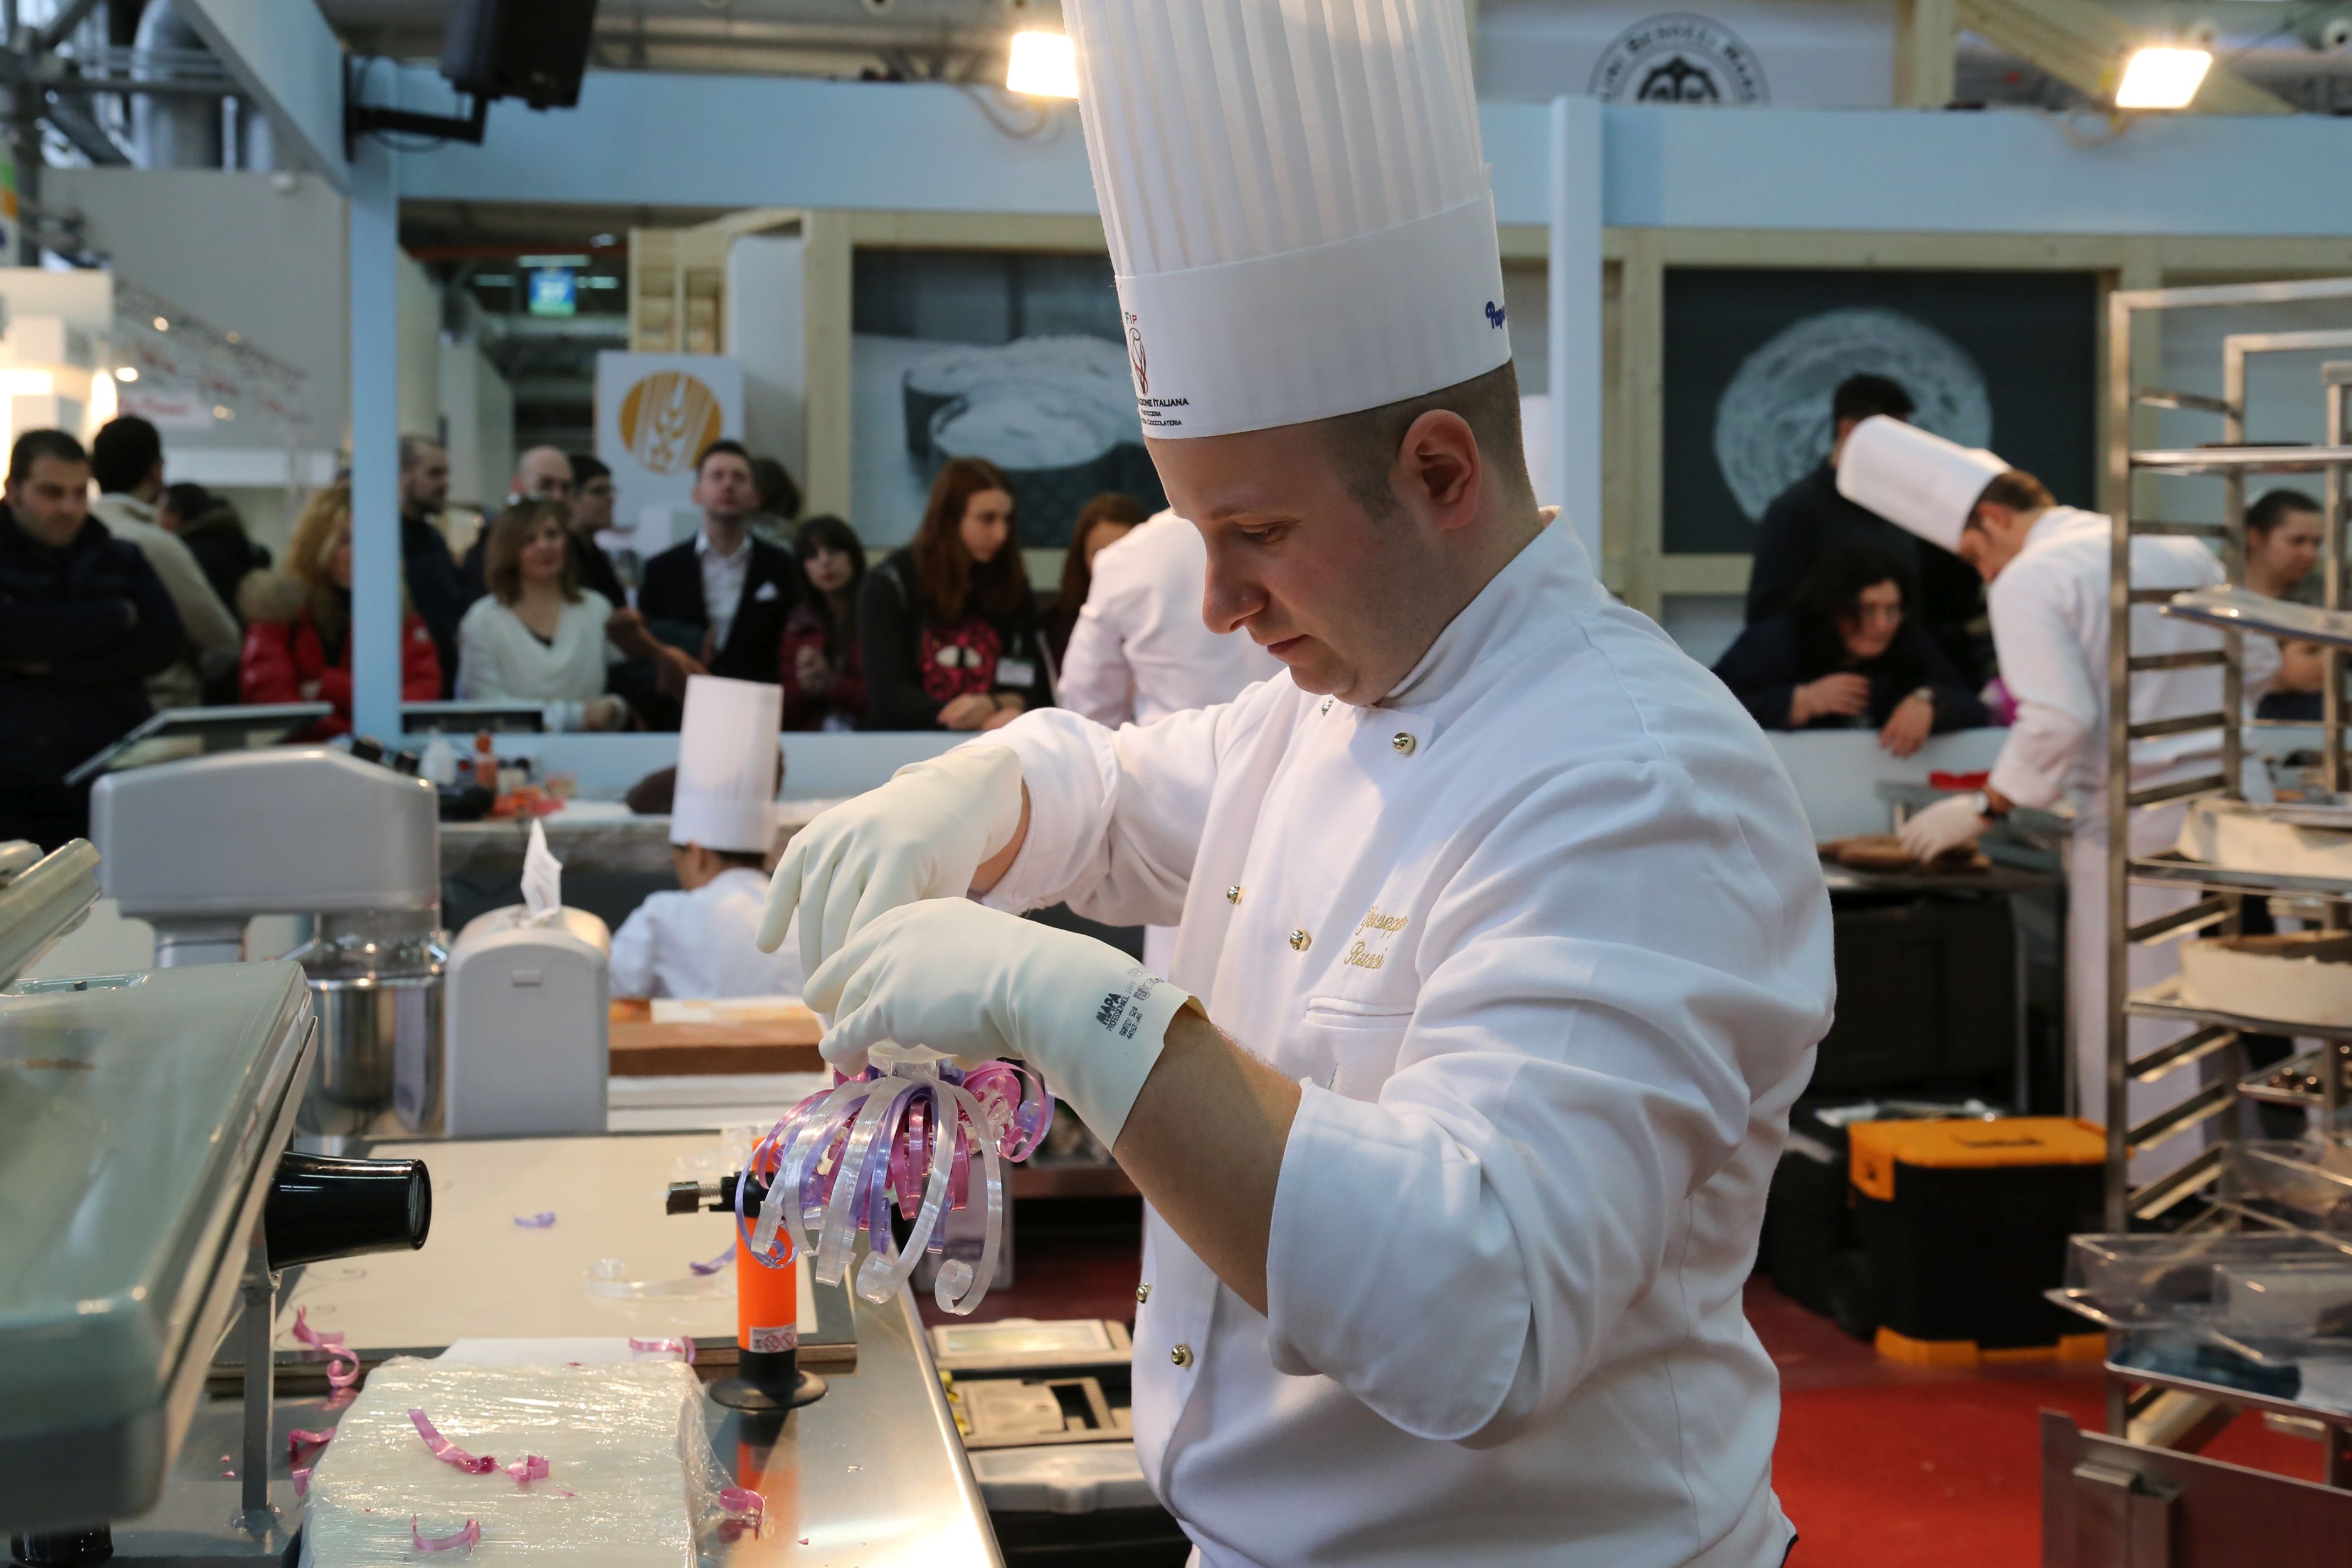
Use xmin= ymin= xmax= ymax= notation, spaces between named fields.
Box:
xmin=1093 ymin=968 xmax=1165 ymax=1040
xmin=1345 ymin=907 xmax=1409 ymax=970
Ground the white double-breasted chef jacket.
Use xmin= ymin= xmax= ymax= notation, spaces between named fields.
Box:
xmin=608 ymin=869 xmax=807 ymax=1000
xmin=985 ymin=519 xmax=1835 ymax=1568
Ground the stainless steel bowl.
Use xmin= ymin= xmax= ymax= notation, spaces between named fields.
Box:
xmin=288 ymin=914 xmax=446 ymax=1138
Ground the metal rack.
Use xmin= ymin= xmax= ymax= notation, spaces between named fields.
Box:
xmin=2102 ymin=277 xmax=2352 ymax=1480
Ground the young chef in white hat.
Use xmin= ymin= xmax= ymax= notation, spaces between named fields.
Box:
xmin=763 ymin=4 xmax=1833 ymax=1563
xmin=1056 ymin=507 xmax=1281 ymax=974
xmin=608 ymin=675 xmax=804 ymax=1000
xmin=1840 ymin=416 xmax=2272 ymax=1163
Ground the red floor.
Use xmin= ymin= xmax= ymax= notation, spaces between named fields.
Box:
xmin=936 ymin=1208 xmax=2331 ymax=1567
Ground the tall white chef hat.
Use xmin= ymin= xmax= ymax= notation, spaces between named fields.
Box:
xmin=1836 ymin=415 xmax=2010 ymax=553
xmin=670 ymin=675 xmax=781 ymax=856
xmin=1064 ymin=0 xmax=1509 ymax=440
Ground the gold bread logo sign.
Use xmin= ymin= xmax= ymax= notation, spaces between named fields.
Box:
xmin=617 ymin=371 xmax=723 ymax=475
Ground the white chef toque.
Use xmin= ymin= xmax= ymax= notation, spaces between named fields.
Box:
xmin=670 ymin=675 xmax=782 ymax=856
xmin=1836 ymin=415 xmax=2011 ymax=553
xmin=1064 ymin=0 xmax=1509 ymax=440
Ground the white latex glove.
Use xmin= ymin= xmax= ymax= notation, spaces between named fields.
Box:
xmin=1898 ymin=793 xmax=1987 ymax=862
xmin=806 ymin=899 xmax=1194 ymax=1148
xmin=758 ymin=743 xmax=1025 ymax=981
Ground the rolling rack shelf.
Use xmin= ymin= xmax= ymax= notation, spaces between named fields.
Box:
xmin=2100 ymin=279 xmax=2352 ymax=1494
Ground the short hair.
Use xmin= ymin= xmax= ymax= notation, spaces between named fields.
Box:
xmin=696 ymin=439 xmax=752 ymax=477
xmin=1318 ymin=360 xmax=1531 ymax=521
xmin=9 ymin=428 xmax=87 ymax=484
xmin=163 ymin=480 xmax=216 ymax=522
xmin=90 ymin=416 xmax=162 ymax=494
xmin=399 ymin=433 xmax=444 ymax=472
xmin=1973 ymin=469 xmax=2056 ymax=517
xmin=2249 ymin=488 xmax=2323 ymax=536
xmin=1833 ymin=374 xmax=1915 ymax=425
xmin=569 ymin=453 xmax=610 ymax=485
xmin=711 ymin=848 xmax=769 ymax=871
xmin=750 ymin=455 xmax=802 ymax=521
xmin=484 ymin=499 xmax=579 ymax=605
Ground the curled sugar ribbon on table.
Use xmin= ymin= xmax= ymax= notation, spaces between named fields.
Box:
xmin=287 ymin=1426 xmax=335 ymax=1459
xmin=290 ymin=1306 xmax=361 ymax=1389
xmin=411 ymin=1517 xmax=480 ymax=1555
xmin=512 ymin=1211 xmax=557 ymax=1228
xmin=628 ymin=1336 xmax=695 ymax=1364
xmin=740 ymin=1054 xmax=1052 ymax=1316
xmin=689 ymin=1242 xmax=734 ymax=1276
xmin=506 ymin=1454 xmax=549 ymax=1485
xmin=409 ymin=1409 xmax=496 ymax=1475
xmin=718 ymin=1486 xmax=765 ymax=1537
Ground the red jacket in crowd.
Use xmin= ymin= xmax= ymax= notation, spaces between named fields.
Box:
xmin=240 ymin=607 xmax=441 ymax=739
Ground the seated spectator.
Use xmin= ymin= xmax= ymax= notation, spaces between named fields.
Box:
xmin=398 ymin=434 xmax=464 ymax=696
xmin=239 ymin=485 xmax=440 ymax=739
xmin=745 ymin=455 xmax=803 ymax=547
xmin=459 ymin=446 xmax=577 ymax=605
xmin=1043 ymin=491 xmax=1148 ymax=673
xmin=88 ymin=415 xmax=241 ymax=711
xmin=862 ymin=457 xmax=1052 ymax=731
xmin=1712 ymin=545 xmax=1989 ymax=760
xmin=564 ymin=453 xmax=627 ymax=605
xmin=0 ymin=429 xmax=183 ymax=847
xmin=455 ymin=501 xmax=629 ymax=731
xmin=2257 ymin=637 xmax=2327 ymax=722
xmin=160 ymin=482 xmax=270 ymax=630
xmin=780 ymin=514 xmax=867 ymax=731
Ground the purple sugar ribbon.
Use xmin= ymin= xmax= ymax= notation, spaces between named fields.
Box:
xmin=628 ymin=1335 xmax=694 ymax=1364
xmin=408 ymin=1409 xmax=495 ymax=1474
xmin=689 ymin=1242 xmax=735 ymax=1276
xmin=512 ymin=1211 xmax=557 ymax=1228
xmin=290 ymin=1306 xmax=360 ymax=1389
xmin=411 ymin=1517 xmax=481 ymax=1554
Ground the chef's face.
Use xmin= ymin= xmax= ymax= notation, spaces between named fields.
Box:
xmin=1151 ymin=417 xmax=1478 ymax=704
xmin=1956 ymin=504 xmax=2034 ymax=583
xmin=2252 ymin=506 xmax=2322 ymax=591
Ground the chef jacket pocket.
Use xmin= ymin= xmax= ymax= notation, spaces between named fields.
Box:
xmin=1296 ymin=996 xmax=1416 ymax=1103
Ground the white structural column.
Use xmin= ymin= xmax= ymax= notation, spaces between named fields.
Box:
xmin=348 ymin=135 xmax=403 ymax=742
xmin=1548 ymin=95 xmax=1604 ymax=568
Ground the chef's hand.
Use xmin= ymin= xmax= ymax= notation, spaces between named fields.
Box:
xmin=1878 ymin=693 xmax=1935 ymax=758
xmin=1791 ymin=672 xmax=1870 ymax=725
xmin=938 ymin=693 xmax=998 ymax=731
xmin=808 ymin=899 xmax=1192 ymax=1147
xmin=1899 ymin=793 xmax=1986 ymax=862
xmin=756 ymin=742 xmax=1027 ymax=978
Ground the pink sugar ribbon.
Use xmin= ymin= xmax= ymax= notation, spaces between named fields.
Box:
xmin=512 ymin=1211 xmax=557 ymax=1228
xmin=628 ymin=1335 xmax=694 ymax=1364
xmin=290 ymin=1306 xmax=361 ymax=1389
xmin=411 ymin=1517 xmax=481 ymax=1554
xmin=505 ymin=1454 xmax=549 ymax=1485
xmin=291 ymin=1467 xmax=311 ymax=1497
xmin=718 ymin=1486 xmax=764 ymax=1536
xmin=408 ymin=1409 xmax=496 ymax=1474
xmin=287 ymin=1426 xmax=335 ymax=1459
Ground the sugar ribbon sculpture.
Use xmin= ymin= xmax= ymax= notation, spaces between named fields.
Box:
xmin=738 ymin=1051 xmax=1053 ymax=1315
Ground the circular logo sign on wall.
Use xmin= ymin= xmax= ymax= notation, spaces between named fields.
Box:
xmin=1713 ymin=307 xmax=1994 ymax=523
xmin=1589 ymin=13 xmax=1769 ymax=105
xmin=617 ymin=370 xmax=724 ymax=475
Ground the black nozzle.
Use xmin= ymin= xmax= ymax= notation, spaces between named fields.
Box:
xmin=391 ymin=749 xmax=422 ymax=775
xmin=349 ymin=736 xmax=386 ymax=763
xmin=265 ymin=1152 xmax=432 ymax=1271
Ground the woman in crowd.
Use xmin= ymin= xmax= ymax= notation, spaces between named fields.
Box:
xmin=455 ymin=499 xmax=629 ymax=730
xmin=240 ymin=485 xmax=440 ymax=738
xmin=861 ymin=456 xmax=1052 ymax=730
xmin=1712 ymin=544 xmax=1989 ymax=760
xmin=780 ymin=513 xmax=867 ymax=731
xmin=1042 ymin=491 xmax=1148 ymax=673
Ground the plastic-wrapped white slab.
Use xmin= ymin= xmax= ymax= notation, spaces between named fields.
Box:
xmin=304 ymin=1358 xmax=701 ymax=1568
xmin=2180 ymin=931 xmax=2352 ymax=1028
xmin=2177 ymin=799 xmax=2352 ymax=881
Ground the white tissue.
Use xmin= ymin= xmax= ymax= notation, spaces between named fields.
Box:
xmin=521 ymin=820 xmax=563 ymax=926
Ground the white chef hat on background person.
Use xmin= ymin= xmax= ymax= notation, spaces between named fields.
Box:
xmin=670 ymin=675 xmax=782 ymax=856
xmin=1836 ymin=414 xmax=2011 ymax=553
xmin=1064 ymin=0 xmax=1509 ymax=440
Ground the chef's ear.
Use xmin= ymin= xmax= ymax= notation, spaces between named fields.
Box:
xmin=1394 ymin=408 xmax=1481 ymax=533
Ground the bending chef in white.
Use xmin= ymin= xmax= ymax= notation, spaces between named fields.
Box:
xmin=763 ymin=4 xmax=1833 ymax=1564
xmin=1845 ymin=418 xmax=2272 ymax=1166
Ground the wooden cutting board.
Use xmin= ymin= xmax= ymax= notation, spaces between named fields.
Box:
xmin=1818 ymin=835 xmax=1991 ymax=875
xmin=607 ymin=997 xmax=825 ymax=1076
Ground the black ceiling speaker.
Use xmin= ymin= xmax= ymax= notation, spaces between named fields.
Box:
xmin=440 ymin=0 xmax=600 ymax=112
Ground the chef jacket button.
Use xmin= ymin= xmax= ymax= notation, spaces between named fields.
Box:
xmin=1171 ymin=1343 xmax=1194 ymax=1368
xmin=1289 ymin=929 xmax=1311 ymax=951
xmin=1225 ymin=885 xmax=1243 ymax=904
xmin=1391 ymin=731 xmax=1417 ymax=755
xmin=1320 ymin=697 xmax=1333 ymax=714
xmin=1136 ymin=1282 xmax=1152 ymax=1304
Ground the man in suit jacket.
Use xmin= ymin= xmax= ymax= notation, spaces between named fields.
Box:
xmin=634 ymin=440 xmax=798 ymax=688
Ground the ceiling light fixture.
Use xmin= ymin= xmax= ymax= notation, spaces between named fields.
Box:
xmin=1007 ymin=30 xmax=1078 ymax=98
xmin=114 ymin=366 xmax=138 ymax=383
xmin=2116 ymin=46 xmax=2212 ymax=110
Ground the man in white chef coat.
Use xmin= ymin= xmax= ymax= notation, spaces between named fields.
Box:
xmin=760 ymin=4 xmax=1833 ymax=1564
xmin=1057 ymin=508 xmax=1281 ymax=974
xmin=1845 ymin=417 xmax=2270 ymax=1162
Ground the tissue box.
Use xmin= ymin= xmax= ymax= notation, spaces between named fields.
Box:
xmin=304 ymin=1358 xmax=701 ymax=1567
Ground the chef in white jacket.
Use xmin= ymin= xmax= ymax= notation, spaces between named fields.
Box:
xmin=609 ymin=675 xmax=804 ymax=1000
xmin=1057 ymin=508 xmax=1281 ymax=973
xmin=760 ymin=4 xmax=1833 ymax=1564
xmin=1843 ymin=417 xmax=2270 ymax=1163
